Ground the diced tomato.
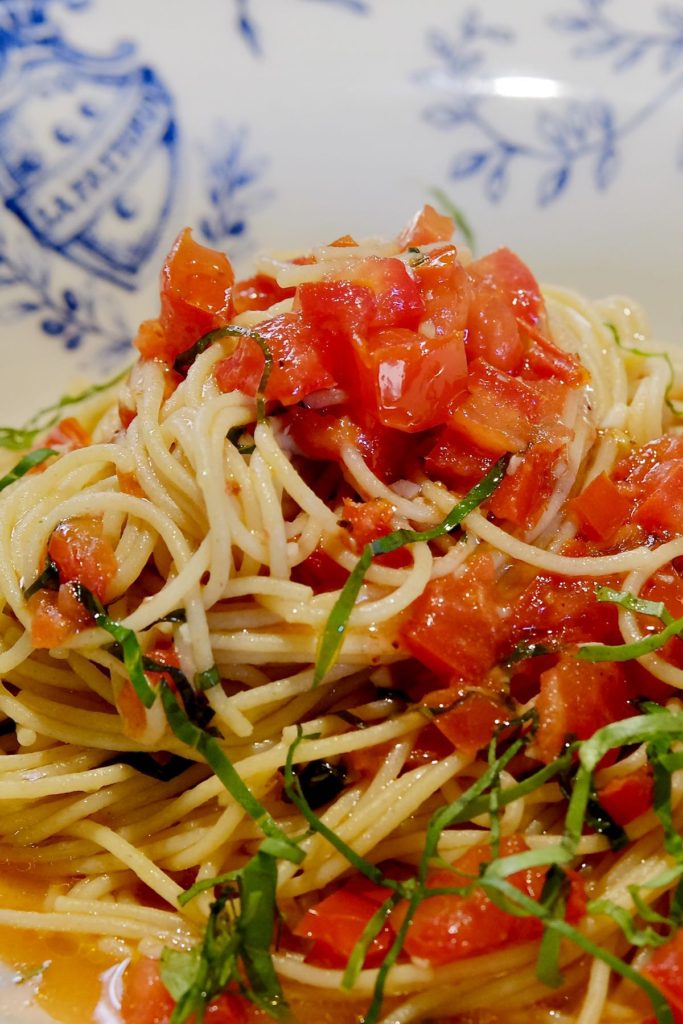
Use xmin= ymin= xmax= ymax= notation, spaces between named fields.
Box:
xmin=639 ymin=570 xmax=683 ymax=668
xmin=469 ymin=248 xmax=544 ymax=328
xmin=345 ymin=740 xmax=396 ymax=778
xmin=338 ymin=256 xmax=425 ymax=332
xmin=215 ymin=313 xmax=335 ymax=406
xmin=351 ymin=326 xmax=468 ymax=432
xmin=48 ymin=518 xmax=117 ymax=602
xmin=401 ymin=554 xmax=509 ymax=682
xmin=398 ymin=204 xmax=455 ymax=249
xmin=449 ymin=359 xmax=539 ymax=455
xmin=340 ymin=497 xmax=410 ymax=568
xmin=29 ymin=584 xmax=92 ymax=648
xmin=214 ymin=336 xmax=264 ymax=397
xmin=328 ymin=234 xmax=358 ymax=248
xmin=231 ymin=274 xmax=295 ymax=315
xmin=406 ymin=723 xmax=457 ymax=767
xmin=42 ymin=417 xmax=90 ymax=453
xmin=424 ymin=428 xmax=496 ymax=490
xmin=291 ymin=547 xmax=349 ymax=594
xmin=642 ymin=931 xmax=683 ymax=1019
xmin=465 ymin=281 xmax=524 ymax=374
xmin=391 ymin=836 xmax=544 ymax=965
xmin=136 ymin=229 xmax=234 ymax=365
xmin=520 ymin=321 xmax=585 ymax=386
xmin=296 ymin=280 xmax=375 ymax=389
xmin=283 ymin=406 xmax=416 ymax=484
xmin=293 ymin=881 xmax=393 ymax=968
xmin=120 ymin=958 xmax=249 ymax=1024
xmin=489 ymin=443 xmax=561 ymax=528
xmin=597 ymin=766 xmax=653 ymax=826
xmin=424 ymin=687 xmax=511 ymax=755
xmin=120 ymin=957 xmax=175 ymax=1024
xmin=633 ymin=460 xmax=683 ymax=537
xmin=534 ymin=658 xmax=635 ymax=763
xmin=412 ymin=245 xmax=471 ymax=339
xmin=569 ymin=472 xmax=632 ymax=543
xmin=510 ymin=565 xmax=621 ymax=648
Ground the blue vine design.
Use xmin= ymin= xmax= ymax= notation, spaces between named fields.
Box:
xmin=0 ymin=231 xmax=130 ymax=359
xmin=418 ymin=2 xmax=683 ymax=205
xmin=198 ymin=123 xmax=273 ymax=252
xmin=234 ymin=0 xmax=368 ymax=55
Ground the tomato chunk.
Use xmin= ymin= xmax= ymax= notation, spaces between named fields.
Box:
xmin=120 ymin=957 xmax=175 ymax=1024
xmin=398 ymin=204 xmax=455 ymax=249
xmin=469 ymin=248 xmax=544 ymax=328
xmin=597 ymin=766 xmax=653 ymax=826
xmin=423 ymin=687 xmax=511 ymax=755
xmin=401 ymin=555 xmax=509 ymax=682
xmin=413 ymin=244 xmax=471 ymax=339
xmin=137 ymin=229 xmax=234 ymax=364
xmin=341 ymin=497 xmax=410 ymax=568
xmin=48 ymin=518 xmax=117 ymax=602
xmin=339 ymin=256 xmax=425 ymax=332
xmin=449 ymin=359 xmax=540 ymax=455
xmin=231 ymin=273 xmax=295 ymax=315
xmin=634 ymin=460 xmax=683 ymax=537
xmin=569 ymin=471 xmax=632 ymax=543
xmin=424 ymin=428 xmax=496 ymax=490
xmin=42 ymin=417 xmax=90 ymax=453
xmin=489 ymin=443 xmax=561 ymax=528
xmin=642 ymin=931 xmax=683 ymax=1019
xmin=534 ymin=658 xmax=635 ymax=763
xmin=510 ymin=564 xmax=621 ymax=648
xmin=294 ymin=880 xmax=393 ymax=968
xmin=352 ymin=326 xmax=467 ymax=432
xmin=391 ymin=836 xmax=544 ymax=965
xmin=29 ymin=584 xmax=92 ymax=648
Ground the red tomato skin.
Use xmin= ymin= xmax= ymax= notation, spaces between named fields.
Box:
xmin=597 ymin=767 xmax=654 ymax=826
xmin=488 ymin=444 xmax=561 ymax=528
xmin=643 ymin=930 xmax=683 ymax=1017
xmin=424 ymin=429 xmax=496 ymax=490
xmin=413 ymin=245 xmax=471 ymax=339
xmin=231 ymin=273 xmax=295 ymax=315
xmin=120 ymin=958 xmax=175 ymax=1024
xmin=465 ymin=282 xmax=524 ymax=373
xmin=43 ymin=417 xmax=90 ymax=453
xmin=570 ymin=471 xmax=632 ymax=543
xmin=352 ymin=326 xmax=468 ymax=432
xmin=341 ymin=497 xmax=410 ymax=568
xmin=296 ymin=280 xmax=375 ymax=389
xmin=29 ymin=584 xmax=92 ymax=649
xmin=401 ymin=554 xmax=509 ymax=683
xmin=293 ymin=887 xmax=393 ymax=968
xmin=138 ymin=229 xmax=234 ymax=364
xmin=214 ymin=314 xmax=335 ymax=406
xmin=449 ymin=359 xmax=539 ymax=455
xmin=290 ymin=547 xmax=349 ymax=594
xmin=48 ymin=518 xmax=117 ymax=602
xmin=633 ymin=460 xmax=683 ymax=536
xmin=398 ymin=204 xmax=455 ymax=249
xmin=423 ymin=687 xmax=510 ymax=755
xmin=510 ymin=565 xmax=621 ymax=648
xmin=534 ymin=658 xmax=635 ymax=764
xmin=342 ymin=256 xmax=425 ymax=331
xmin=392 ymin=836 xmax=544 ymax=966
xmin=469 ymin=248 xmax=544 ymax=327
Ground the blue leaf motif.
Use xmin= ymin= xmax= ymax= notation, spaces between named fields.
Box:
xmin=450 ymin=149 xmax=489 ymax=179
xmin=615 ymin=40 xmax=649 ymax=71
xmin=594 ymin=147 xmax=619 ymax=190
xmin=549 ymin=15 xmax=592 ymax=31
xmin=537 ymin=165 xmax=570 ymax=206
xmin=662 ymin=39 xmax=683 ymax=72
xmin=660 ymin=5 xmax=683 ymax=31
xmin=424 ymin=103 xmax=474 ymax=129
xmin=485 ymin=161 xmax=509 ymax=203
xmin=0 ymin=302 xmax=41 ymax=323
xmin=538 ymin=110 xmax=571 ymax=149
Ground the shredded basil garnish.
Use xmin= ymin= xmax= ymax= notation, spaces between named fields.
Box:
xmin=110 ymin=751 xmax=193 ymax=782
xmin=172 ymin=325 xmax=273 ymax=422
xmin=578 ymin=586 xmax=683 ymax=662
xmin=313 ymin=455 xmax=509 ymax=685
xmin=0 ymin=448 xmax=56 ymax=491
xmin=195 ymin=665 xmax=220 ymax=691
xmin=140 ymin=609 xmax=187 ymax=631
xmin=23 ymin=555 xmax=60 ymax=599
xmin=72 ymin=584 xmax=156 ymax=708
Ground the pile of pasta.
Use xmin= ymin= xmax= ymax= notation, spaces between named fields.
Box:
xmin=1 ymin=205 xmax=683 ymax=1024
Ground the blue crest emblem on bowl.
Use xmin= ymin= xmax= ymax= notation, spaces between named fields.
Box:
xmin=0 ymin=1 xmax=177 ymax=288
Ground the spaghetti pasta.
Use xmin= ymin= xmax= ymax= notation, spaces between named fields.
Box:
xmin=1 ymin=207 xmax=683 ymax=1024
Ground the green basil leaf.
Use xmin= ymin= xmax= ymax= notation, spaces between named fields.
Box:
xmin=0 ymin=448 xmax=56 ymax=491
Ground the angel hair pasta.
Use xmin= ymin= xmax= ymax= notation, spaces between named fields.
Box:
xmin=2 ymin=205 xmax=683 ymax=1024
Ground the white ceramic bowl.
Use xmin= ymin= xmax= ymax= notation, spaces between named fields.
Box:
xmin=1 ymin=0 xmax=682 ymax=1019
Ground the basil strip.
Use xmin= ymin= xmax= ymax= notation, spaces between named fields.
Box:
xmin=172 ymin=325 xmax=273 ymax=421
xmin=72 ymin=584 xmax=156 ymax=708
xmin=160 ymin=682 xmax=303 ymax=864
xmin=23 ymin=556 xmax=60 ymax=599
xmin=0 ymin=366 xmax=130 ymax=452
xmin=0 ymin=448 xmax=56 ymax=492
xmin=577 ymin=586 xmax=683 ymax=662
xmin=195 ymin=665 xmax=220 ymax=691
xmin=341 ymin=895 xmax=399 ymax=991
xmin=142 ymin=657 xmax=214 ymax=731
xmin=237 ymin=851 xmax=292 ymax=1019
xmin=140 ymin=609 xmax=187 ymax=630
xmin=313 ymin=455 xmax=509 ymax=685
